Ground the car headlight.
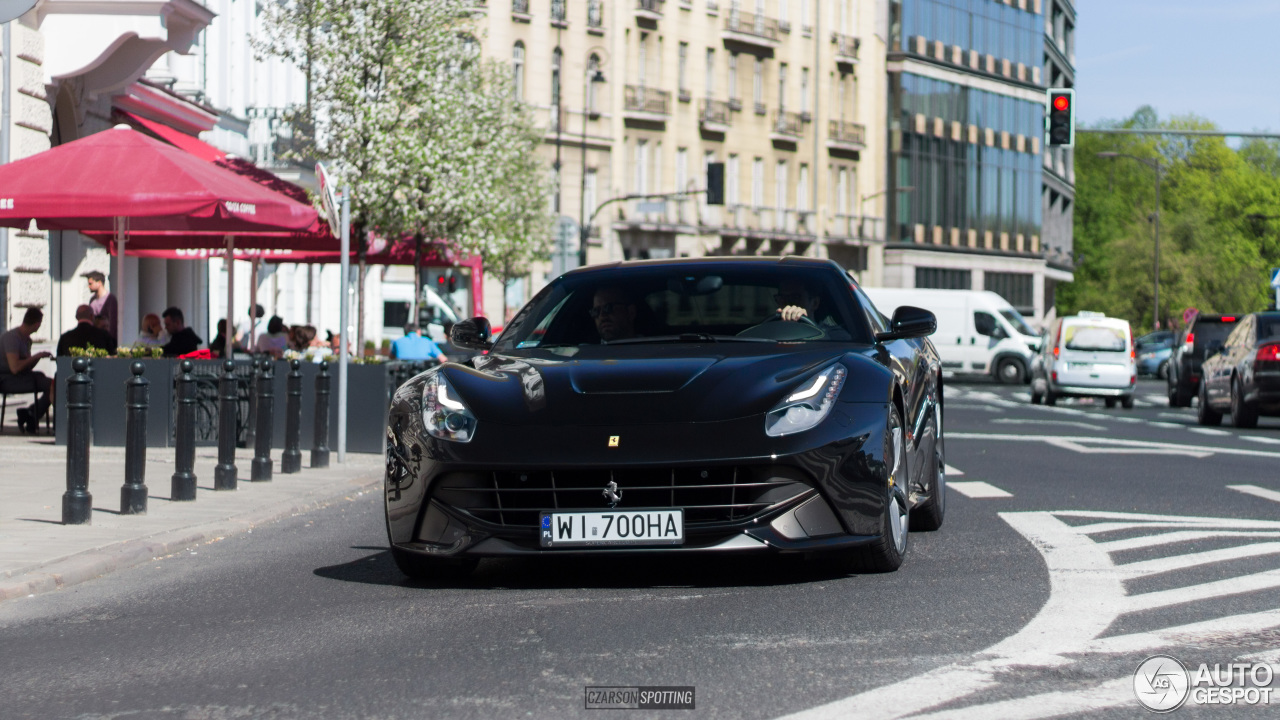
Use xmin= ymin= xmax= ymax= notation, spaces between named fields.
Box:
xmin=422 ymin=372 xmax=477 ymax=442
xmin=765 ymin=364 xmax=847 ymax=437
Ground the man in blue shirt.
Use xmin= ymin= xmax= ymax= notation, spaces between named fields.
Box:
xmin=391 ymin=324 xmax=448 ymax=363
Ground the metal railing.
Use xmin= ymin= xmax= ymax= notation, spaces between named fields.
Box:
xmin=551 ymin=0 xmax=566 ymax=22
xmin=636 ymin=0 xmax=664 ymax=14
xmin=700 ymin=98 xmax=730 ymax=126
xmin=832 ymin=32 xmax=860 ymax=60
xmin=624 ymin=85 xmax=671 ymax=115
xmin=828 ymin=119 xmax=866 ymax=145
xmin=774 ymin=111 xmax=803 ymax=137
xmin=725 ymin=10 xmax=780 ymax=42
xmin=588 ymin=0 xmax=604 ymax=28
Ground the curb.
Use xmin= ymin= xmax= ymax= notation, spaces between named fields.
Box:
xmin=0 ymin=473 xmax=382 ymax=604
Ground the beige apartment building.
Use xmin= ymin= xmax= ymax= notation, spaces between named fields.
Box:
xmin=471 ymin=0 xmax=888 ymax=311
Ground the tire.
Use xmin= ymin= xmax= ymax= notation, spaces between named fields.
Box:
xmin=910 ymin=411 xmax=945 ymax=532
xmin=1157 ymin=360 xmax=1169 ymax=380
xmin=1232 ymin=378 xmax=1260 ymax=429
xmin=1121 ymin=395 xmax=1135 ymax=409
xmin=996 ymin=358 xmax=1025 ymax=385
xmin=845 ymin=406 xmax=909 ymax=573
xmin=1197 ymin=382 xmax=1223 ymax=426
xmin=1045 ymin=392 xmax=1058 ymax=406
xmin=390 ymin=546 xmax=479 ymax=582
xmin=1030 ymin=391 xmax=1043 ymax=405
xmin=1105 ymin=397 xmax=1117 ymax=409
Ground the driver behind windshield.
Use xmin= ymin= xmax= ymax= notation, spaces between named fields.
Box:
xmin=590 ymin=287 xmax=639 ymax=342
xmin=774 ymin=277 xmax=851 ymax=340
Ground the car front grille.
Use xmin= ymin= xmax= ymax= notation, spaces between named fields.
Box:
xmin=433 ymin=466 xmax=810 ymax=529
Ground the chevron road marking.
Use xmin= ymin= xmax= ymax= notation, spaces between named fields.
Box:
xmin=943 ymin=464 xmax=965 ymax=476
xmin=1242 ymin=435 xmax=1280 ymax=445
xmin=949 ymin=432 xmax=1280 ymax=460
xmin=990 ymin=418 xmax=1107 ymax=431
xmin=774 ymin=510 xmax=1280 ymax=720
xmin=1229 ymin=484 xmax=1280 ymax=505
xmin=949 ymin=481 xmax=1011 ymax=499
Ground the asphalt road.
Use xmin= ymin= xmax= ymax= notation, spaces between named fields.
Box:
xmin=3 ymin=378 xmax=1279 ymax=719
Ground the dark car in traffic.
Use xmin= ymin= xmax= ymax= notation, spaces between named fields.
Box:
xmin=1196 ymin=312 xmax=1280 ymax=427
xmin=1167 ymin=314 xmax=1240 ymax=407
xmin=383 ymin=257 xmax=945 ymax=580
xmin=1135 ymin=330 xmax=1176 ymax=378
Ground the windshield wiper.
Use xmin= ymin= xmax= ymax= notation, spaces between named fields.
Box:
xmin=606 ymin=334 xmax=775 ymax=345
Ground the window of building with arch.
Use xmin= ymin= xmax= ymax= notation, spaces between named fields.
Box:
xmin=513 ymin=42 xmax=526 ymax=101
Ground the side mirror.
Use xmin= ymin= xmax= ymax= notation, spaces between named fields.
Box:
xmin=876 ymin=306 xmax=937 ymax=342
xmin=451 ymin=317 xmax=493 ymax=351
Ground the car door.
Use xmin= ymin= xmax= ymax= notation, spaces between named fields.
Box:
xmin=1205 ymin=320 xmax=1245 ymax=408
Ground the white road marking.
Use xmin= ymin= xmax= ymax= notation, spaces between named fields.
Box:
xmin=1148 ymin=421 xmax=1184 ymax=428
xmin=950 ymin=432 xmax=1280 ymax=460
xmin=1113 ymin=416 xmax=1142 ymax=423
xmin=990 ymin=418 xmax=1106 ymax=431
xmin=774 ymin=510 xmax=1280 ymax=720
xmin=1242 ymin=435 xmax=1280 ymax=444
xmin=1143 ymin=394 xmax=1168 ymax=405
xmin=1158 ymin=412 xmax=1189 ymax=420
xmin=1187 ymin=427 xmax=1230 ymax=436
xmin=1042 ymin=437 xmax=1211 ymax=458
xmin=949 ymin=482 xmax=1012 ymax=498
xmin=1012 ymin=392 xmax=1031 ymax=402
xmin=943 ymin=464 xmax=965 ymax=477
xmin=1229 ymin=484 xmax=1280 ymax=505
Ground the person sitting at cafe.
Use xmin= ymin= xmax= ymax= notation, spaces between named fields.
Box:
xmin=0 ymin=307 xmax=54 ymax=434
xmin=208 ymin=319 xmax=245 ymax=358
xmin=56 ymin=304 xmax=118 ymax=357
xmin=135 ymin=313 xmax=166 ymax=347
xmin=391 ymin=324 xmax=448 ymax=363
xmin=161 ymin=307 xmax=203 ymax=357
xmin=253 ymin=316 xmax=290 ymax=358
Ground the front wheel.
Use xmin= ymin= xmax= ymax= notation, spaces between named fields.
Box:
xmin=844 ymin=407 xmax=909 ymax=573
xmin=996 ymin=358 xmax=1025 ymax=385
xmin=1157 ymin=360 xmax=1170 ymax=380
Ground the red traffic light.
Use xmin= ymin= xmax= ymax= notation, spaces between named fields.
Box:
xmin=1052 ymin=95 xmax=1070 ymax=112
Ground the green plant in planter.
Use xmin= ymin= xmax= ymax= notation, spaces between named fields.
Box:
xmin=69 ymin=346 xmax=110 ymax=358
xmin=116 ymin=345 xmax=164 ymax=359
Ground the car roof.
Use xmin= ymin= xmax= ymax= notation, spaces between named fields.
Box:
xmin=561 ymin=255 xmax=845 ymax=278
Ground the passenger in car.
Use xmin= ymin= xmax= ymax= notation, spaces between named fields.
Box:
xmin=589 ymin=287 xmax=640 ymax=342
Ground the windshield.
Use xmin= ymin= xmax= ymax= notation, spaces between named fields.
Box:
xmin=1064 ymin=323 xmax=1127 ymax=352
xmin=999 ymin=308 xmax=1036 ymax=337
xmin=493 ymin=264 xmax=872 ymax=352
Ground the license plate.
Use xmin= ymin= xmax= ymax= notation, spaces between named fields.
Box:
xmin=539 ymin=510 xmax=684 ymax=547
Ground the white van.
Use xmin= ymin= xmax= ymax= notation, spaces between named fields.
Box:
xmin=862 ymin=288 xmax=1041 ymax=384
xmin=1031 ymin=311 xmax=1136 ymax=407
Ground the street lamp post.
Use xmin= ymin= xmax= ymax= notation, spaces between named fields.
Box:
xmin=1097 ymin=152 xmax=1162 ymax=331
xmin=578 ymin=64 xmax=606 ymax=269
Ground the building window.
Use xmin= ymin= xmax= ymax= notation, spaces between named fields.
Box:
xmin=678 ymin=42 xmax=689 ymax=94
xmin=512 ymin=42 xmax=525 ymax=101
xmin=676 ymin=148 xmax=688 ymax=192
xmin=635 ymin=140 xmax=649 ymax=194
xmin=775 ymin=160 xmax=787 ymax=215
xmin=584 ymin=168 xmax=597 ymax=223
xmin=778 ymin=0 xmax=788 ymax=25
xmin=727 ymin=154 xmax=740 ymax=205
xmin=587 ymin=54 xmax=601 ymax=112
xmin=752 ymin=157 xmax=764 ymax=209
xmin=798 ymin=163 xmax=809 ymax=212
xmin=753 ymin=58 xmax=764 ymax=106
xmin=704 ymin=151 xmax=716 ymax=207
xmin=985 ymin=272 xmax=1034 ymax=313
xmin=638 ymin=33 xmax=648 ymax=87
xmin=778 ymin=62 xmax=787 ymax=110
xmin=551 ymin=48 xmax=562 ymax=120
xmin=705 ymin=48 xmax=715 ymax=96
xmin=800 ymin=67 xmax=809 ymax=114
xmin=837 ymin=168 xmax=848 ymax=215
xmin=916 ymin=267 xmax=973 ymax=290
xmin=728 ymin=53 xmax=738 ymax=100
xmin=802 ymin=0 xmax=810 ymax=27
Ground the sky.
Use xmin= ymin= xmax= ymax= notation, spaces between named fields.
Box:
xmin=1075 ymin=0 xmax=1280 ymax=133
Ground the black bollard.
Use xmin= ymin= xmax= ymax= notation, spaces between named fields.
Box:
xmin=63 ymin=357 xmax=94 ymax=525
xmin=251 ymin=358 xmax=275 ymax=482
xmin=214 ymin=359 xmax=238 ymax=490
xmin=171 ymin=360 xmax=197 ymax=501
xmin=120 ymin=362 xmax=150 ymax=514
xmin=281 ymin=359 xmax=303 ymax=473
xmin=311 ymin=361 xmax=331 ymax=468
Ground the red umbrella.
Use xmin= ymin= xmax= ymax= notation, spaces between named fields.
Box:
xmin=0 ymin=126 xmax=319 ymax=343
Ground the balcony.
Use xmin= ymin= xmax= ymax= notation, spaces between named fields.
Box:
xmin=700 ymin=99 xmax=731 ymax=133
xmin=772 ymin=111 xmax=804 ymax=141
xmin=723 ymin=10 xmax=781 ymax=49
xmin=624 ymin=85 xmax=671 ymax=122
xmin=512 ymin=0 xmax=531 ymax=22
xmin=832 ymin=33 xmax=860 ymax=63
xmin=635 ymin=0 xmax=664 ymax=21
xmin=551 ymin=0 xmax=567 ymax=26
xmin=827 ymin=120 xmax=867 ymax=152
xmin=587 ymin=0 xmax=604 ymax=33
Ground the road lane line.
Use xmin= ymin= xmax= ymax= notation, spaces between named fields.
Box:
xmin=1229 ymin=484 xmax=1280 ymax=505
xmin=908 ymin=679 xmax=1134 ymax=720
xmin=991 ymin=418 xmax=1107 ymax=430
xmin=950 ymin=432 xmax=1280 ymax=460
xmin=1121 ymin=566 xmax=1280 ymax=612
xmin=1098 ymin=530 xmax=1280 ymax=551
xmin=1242 ymin=436 xmax=1280 ymax=444
xmin=1148 ymin=421 xmax=1184 ymax=428
xmin=949 ymin=481 xmax=1012 ymax=498
xmin=1143 ymin=394 xmax=1167 ymax=405
xmin=943 ymin=464 xmax=965 ymax=476
xmin=1187 ymin=427 xmax=1230 ymax=436
xmin=1158 ymin=412 xmax=1189 ymax=420
xmin=1118 ymin=541 xmax=1280 ymax=577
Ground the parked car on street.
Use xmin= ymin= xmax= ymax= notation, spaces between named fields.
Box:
xmin=861 ymin=288 xmax=1039 ymax=384
xmin=1135 ymin=330 xmax=1176 ymax=378
xmin=384 ymin=257 xmax=945 ymax=580
xmin=1195 ymin=312 xmax=1280 ymax=427
xmin=1167 ymin=314 xmax=1241 ymax=407
xmin=1031 ymin=312 xmax=1136 ymax=408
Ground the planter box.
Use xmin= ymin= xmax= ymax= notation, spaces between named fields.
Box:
xmin=55 ymin=357 xmax=410 ymax=455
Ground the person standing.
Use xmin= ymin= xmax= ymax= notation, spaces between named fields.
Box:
xmin=0 ymin=307 xmax=54 ymax=434
xmin=56 ymin=304 xmax=118 ymax=357
xmin=85 ymin=271 xmax=118 ymax=341
xmin=160 ymin=307 xmax=203 ymax=357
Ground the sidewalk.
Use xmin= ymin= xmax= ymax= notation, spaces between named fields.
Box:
xmin=0 ymin=433 xmax=383 ymax=603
